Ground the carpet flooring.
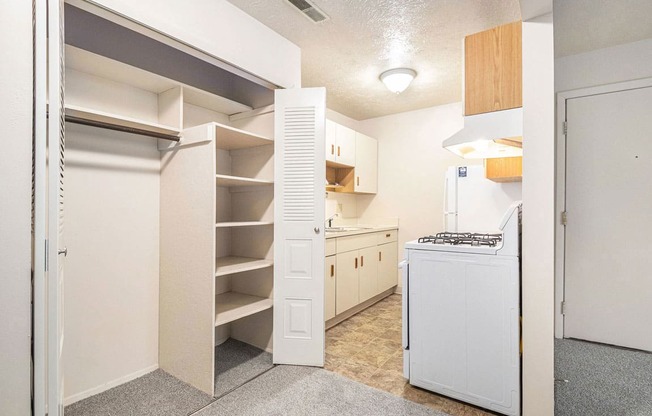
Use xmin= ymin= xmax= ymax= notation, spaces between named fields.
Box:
xmin=555 ymin=338 xmax=652 ymax=416
xmin=194 ymin=365 xmax=449 ymax=416
xmin=214 ymin=338 xmax=274 ymax=397
xmin=64 ymin=369 xmax=212 ymax=416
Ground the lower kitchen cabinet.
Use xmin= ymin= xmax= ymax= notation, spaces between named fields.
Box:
xmin=325 ymin=255 xmax=336 ymax=321
xmin=336 ymin=250 xmax=360 ymax=314
xmin=358 ymin=246 xmax=379 ymax=303
xmin=378 ymin=242 xmax=398 ymax=292
xmin=328 ymin=229 xmax=398 ymax=319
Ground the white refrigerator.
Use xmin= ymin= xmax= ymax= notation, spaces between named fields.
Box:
xmin=444 ymin=165 xmax=522 ymax=233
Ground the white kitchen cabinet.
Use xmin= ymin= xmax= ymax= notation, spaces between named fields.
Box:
xmin=336 ymin=250 xmax=359 ymax=314
xmin=358 ymin=246 xmax=379 ymax=303
xmin=354 ymin=132 xmax=378 ymax=194
xmin=325 ymin=119 xmax=356 ymax=167
xmin=378 ymin=241 xmax=398 ymax=292
xmin=325 ymin=255 xmax=336 ymax=321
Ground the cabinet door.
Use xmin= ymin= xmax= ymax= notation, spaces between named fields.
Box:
xmin=354 ymin=132 xmax=378 ymax=194
xmin=335 ymin=124 xmax=356 ymax=167
xmin=325 ymin=255 xmax=336 ymax=321
xmin=464 ymin=21 xmax=522 ymax=116
xmin=325 ymin=119 xmax=337 ymax=163
xmin=358 ymin=246 xmax=378 ymax=303
xmin=378 ymin=242 xmax=398 ymax=293
xmin=336 ymin=250 xmax=359 ymax=314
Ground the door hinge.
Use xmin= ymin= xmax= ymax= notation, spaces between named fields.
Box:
xmin=561 ymin=211 xmax=568 ymax=226
xmin=45 ymin=239 xmax=49 ymax=272
xmin=563 ymin=121 xmax=568 ymax=135
xmin=561 ymin=301 xmax=567 ymax=315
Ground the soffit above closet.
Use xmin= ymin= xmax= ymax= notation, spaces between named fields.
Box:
xmin=65 ymin=4 xmax=275 ymax=112
xmin=554 ymin=0 xmax=652 ymax=57
xmin=226 ymin=0 xmax=521 ymax=120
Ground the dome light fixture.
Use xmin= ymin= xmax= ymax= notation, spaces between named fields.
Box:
xmin=379 ymin=68 xmax=417 ymax=94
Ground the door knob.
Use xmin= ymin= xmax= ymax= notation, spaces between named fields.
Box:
xmin=314 ymin=227 xmax=320 ymax=234
xmin=58 ymin=247 xmax=68 ymax=257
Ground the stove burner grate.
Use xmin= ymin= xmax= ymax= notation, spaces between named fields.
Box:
xmin=418 ymin=232 xmax=503 ymax=247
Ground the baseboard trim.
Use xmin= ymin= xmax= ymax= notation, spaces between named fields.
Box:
xmin=64 ymin=364 xmax=159 ymax=406
xmin=326 ymin=287 xmax=397 ymax=330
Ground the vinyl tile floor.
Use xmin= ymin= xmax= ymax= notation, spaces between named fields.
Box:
xmin=325 ymin=294 xmax=495 ymax=416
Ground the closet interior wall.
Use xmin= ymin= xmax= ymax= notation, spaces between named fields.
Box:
xmin=63 ymin=8 xmax=277 ymax=403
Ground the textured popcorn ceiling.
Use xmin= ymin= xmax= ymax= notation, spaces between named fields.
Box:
xmin=554 ymin=0 xmax=652 ymax=57
xmin=227 ymin=0 xmax=520 ymax=120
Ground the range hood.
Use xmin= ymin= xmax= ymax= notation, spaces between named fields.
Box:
xmin=443 ymin=107 xmax=523 ymax=159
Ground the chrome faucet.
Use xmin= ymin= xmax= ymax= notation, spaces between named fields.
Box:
xmin=325 ymin=213 xmax=338 ymax=228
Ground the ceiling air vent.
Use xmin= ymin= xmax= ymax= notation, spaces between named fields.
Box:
xmin=285 ymin=0 xmax=330 ymax=23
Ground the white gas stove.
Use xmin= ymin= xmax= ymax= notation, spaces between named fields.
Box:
xmin=402 ymin=201 xmax=522 ymax=416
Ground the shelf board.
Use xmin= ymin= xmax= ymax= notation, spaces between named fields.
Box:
xmin=215 ymin=221 xmax=273 ymax=228
xmin=215 ymin=256 xmax=273 ymax=277
xmin=65 ymin=104 xmax=180 ymax=136
xmin=216 ymin=174 xmax=273 ymax=187
xmin=213 ymin=122 xmax=273 ymax=150
xmin=215 ymin=292 xmax=273 ymax=326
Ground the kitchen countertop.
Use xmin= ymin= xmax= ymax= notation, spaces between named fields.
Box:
xmin=325 ymin=225 xmax=398 ymax=239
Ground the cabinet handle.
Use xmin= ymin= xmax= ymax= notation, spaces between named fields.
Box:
xmin=379 ymin=251 xmax=382 ymax=261
xmin=331 ymin=144 xmax=334 ymax=155
xmin=357 ymin=176 xmax=360 ymax=186
xmin=386 ymin=233 xmax=391 ymax=238
xmin=355 ymin=257 xmax=358 ymax=269
xmin=330 ymin=264 xmax=334 ymax=277
xmin=337 ymin=146 xmax=341 ymax=156
xmin=361 ymin=256 xmax=364 ymax=267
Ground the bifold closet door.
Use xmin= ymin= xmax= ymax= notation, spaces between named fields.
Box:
xmin=34 ymin=0 xmax=66 ymax=415
xmin=274 ymin=88 xmax=326 ymax=366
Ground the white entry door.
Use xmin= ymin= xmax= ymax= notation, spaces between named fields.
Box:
xmin=564 ymin=86 xmax=652 ymax=351
xmin=273 ymin=88 xmax=326 ymax=366
xmin=34 ymin=0 xmax=65 ymax=414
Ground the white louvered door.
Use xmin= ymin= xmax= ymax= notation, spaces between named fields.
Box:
xmin=273 ymin=88 xmax=326 ymax=365
xmin=34 ymin=0 xmax=65 ymax=414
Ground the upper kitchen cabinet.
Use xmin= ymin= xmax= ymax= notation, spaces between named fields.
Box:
xmin=325 ymin=119 xmax=356 ymax=167
xmin=354 ymin=132 xmax=378 ymax=194
xmin=464 ymin=21 xmax=522 ymax=116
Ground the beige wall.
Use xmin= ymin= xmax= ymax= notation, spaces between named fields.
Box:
xmin=0 ymin=1 xmax=33 ymax=414
xmin=522 ymin=13 xmax=555 ymax=416
xmin=63 ymin=125 xmax=161 ymax=404
xmin=356 ymin=103 xmax=481 ymax=290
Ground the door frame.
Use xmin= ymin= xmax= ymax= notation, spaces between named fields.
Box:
xmin=554 ymin=77 xmax=652 ymax=338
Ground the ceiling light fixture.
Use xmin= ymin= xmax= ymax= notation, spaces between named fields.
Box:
xmin=380 ymin=68 xmax=417 ymax=94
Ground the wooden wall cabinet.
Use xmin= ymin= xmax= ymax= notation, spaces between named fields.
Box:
xmin=464 ymin=21 xmax=522 ymax=116
xmin=354 ymin=132 xmax=378 ymax=194
xmin=325 ymin=119 xmax=356 ymax=167
xmin=485 ymin=156 xmax=522 ymax=183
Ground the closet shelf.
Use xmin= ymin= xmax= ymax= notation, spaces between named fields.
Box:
xmin=213 ymin=122 xmax=273 ymax=150
xmin=215 ymin=292 xmax=273 ymax=326
xmin=215 ymin=256 xmax=273 ymax=277
xmin=216 ymin=174 xmax=273 ymax=187
xmin=65 ymin=104 xmax=180 ymax=138
xmin=215 ymin=221 xmax=273 ymax=228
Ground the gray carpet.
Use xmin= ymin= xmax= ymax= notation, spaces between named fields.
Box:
xmin=195 ymin=365 xmax=448 ymax=416
xmin=214 ymin=338 xmax=274 ymax=397
xmin=65 ymin=369 xmax=212 ymax=416
xmin=555 ymin=338 xmax=652 ymax=416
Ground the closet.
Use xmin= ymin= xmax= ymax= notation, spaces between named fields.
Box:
xmin=59 ymin=2 xmax=282 ymax=406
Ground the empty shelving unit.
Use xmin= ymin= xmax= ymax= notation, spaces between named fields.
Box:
xmin=160 ymin=121 xmax=275 ymax=396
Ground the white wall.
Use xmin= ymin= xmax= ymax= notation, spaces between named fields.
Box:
xmin=357 ymin=103 xmax=481 ymax=283
xmin=0 ymin=1 xmax=33 ymax=414
xmin=72 ymin=0 xmax=301 ymax=88
xmin=63 ymin=124 xmax=161 ymax=404
xmin=555 ymin=38 xmax=652 ymax=92
xmin=521 ymin=13 xmax=555 ymax=416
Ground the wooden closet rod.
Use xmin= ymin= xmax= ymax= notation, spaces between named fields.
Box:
xmin=65 ymin=115 xmax=181 ymax=142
